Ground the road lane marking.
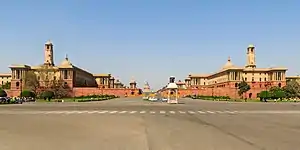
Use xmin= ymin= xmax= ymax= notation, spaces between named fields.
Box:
xmin=188 ymin=111 xmax=196 ymax=114
xmin=207 ymin=111 xmax=215 ymax=113
xmin=140 ymin=111 xmax=146 ymax=114
xmin=179 ymin=111 xmax=186 ymax=114
xmin=109 ymin=111 xmax=118 ymax=114
xmin=160 ymin=111 xmax=166 ymax=114
xmin=169 ymin=111 xmax=175 ymax=114
xmin=119 ymin=111 xmax=127 ymax=114
xmin=216 ymin=111 xmax=224 ymax=114
xmin=150 ymin=111 xmax=156 ymax=114
xmin=198 ymin=111 xmax=206 ymax=114
xmin=130 ymin=111 xmax=137 ymax=114
xmin=97 ymin=111 xmax=108 ymax=114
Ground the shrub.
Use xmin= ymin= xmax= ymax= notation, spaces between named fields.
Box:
xmin=21 ymin=90 xmax=36 ymax=97
xmin=0 ymin=89 xmax=7 ymax=97
xmin=41 ymin=91 xmax=54 ymax=101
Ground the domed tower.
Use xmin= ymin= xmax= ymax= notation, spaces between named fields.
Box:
xmin=129 ymin=77 xmax=137 ymax=89
xmin=166 ymin=76 xmax=178 ymax=104
xmin=245 ymin=44 xmax=256 ymax=68
xmin=44 ymin=40 xmax=54 ymax=66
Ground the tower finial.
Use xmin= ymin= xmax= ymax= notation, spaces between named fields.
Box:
xmin=228 ymin=56 xmax=231 ymax=62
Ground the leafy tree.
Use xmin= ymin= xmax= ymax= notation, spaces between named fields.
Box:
xmin=24 ymin=71 xmax=39 ymax=94
xmin=237 ymin=81 xmax=250 ymax=98
xmin=282 ymin=80 xmax=300 ymax=98
xmin=269 ymin=86 xmax=285 ymax=100
xmin=1 ymin=82 xmax=11 ymax=89
xmin=51 ymin=80 xmax=71 ymax=98
xmin=0 ymin=89 xmax=7 ymax=97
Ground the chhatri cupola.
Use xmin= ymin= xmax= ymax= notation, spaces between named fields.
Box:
xmin=222 ymin=56 xmax=235 ymax=70
xmin=59 ymin=54 xmax=73 ymax=68
xmin=129 ymin=77 xmax=137 ymax=89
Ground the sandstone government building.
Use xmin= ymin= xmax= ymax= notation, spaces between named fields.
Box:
xmin=0 ymin=40 xmax=140 ymax=97
xmin=0 ymin=41 xmax=299 ymax=98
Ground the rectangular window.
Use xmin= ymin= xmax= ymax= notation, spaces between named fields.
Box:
xmin=259 ymin=78 xmax=261 ymax=81
xmin=16 ymin=70 xmax=20 ymax=79
xmin=264 ymin=78 xmax=267 ymax=81
xmin=64 ymin=70 xmax=68 ymax=79
xmin=245 ymin=78 xmax=247 ymax=81
xmin=252 ymin=77 xmax=254 ymax=81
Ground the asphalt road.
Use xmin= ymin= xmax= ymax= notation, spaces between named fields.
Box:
xmin=0 ymin=98 xmax=300 ymax=150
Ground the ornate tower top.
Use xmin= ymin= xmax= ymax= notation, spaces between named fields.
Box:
xmin=44 ymin=40 xmax=54 ymax=66
xmin=245 ymin=44 xmax=256 ymax=68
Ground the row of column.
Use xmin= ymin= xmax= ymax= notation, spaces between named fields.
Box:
xmin=229 ymin=71 xmax=241 ymax=81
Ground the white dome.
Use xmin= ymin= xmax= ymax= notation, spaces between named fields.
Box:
xmin=167 ymin=83 xmax=178 ymax=89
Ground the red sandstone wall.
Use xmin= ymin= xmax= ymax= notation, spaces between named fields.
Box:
xmin=72 ymin=87 xmax=141 ymax=97
xmin=161 ymin=81 xmax=286 ymax=99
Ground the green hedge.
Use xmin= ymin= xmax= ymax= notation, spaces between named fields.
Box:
xmin=187 ymin=95 xmax=230 ymax=100
xmin=21 ymin=90 xmax=36 ymax=97
xmin=75 ymin=94 xmax=119 ymax=99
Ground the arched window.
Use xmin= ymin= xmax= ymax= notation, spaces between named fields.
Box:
xmin=278 ymin=83 xmax=282 ymax=87
xmin=16 ymin=82 xmax=20 ymax=87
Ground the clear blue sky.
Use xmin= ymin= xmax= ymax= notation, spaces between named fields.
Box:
xmin=1 ymin=0 xmax=300 ymax=90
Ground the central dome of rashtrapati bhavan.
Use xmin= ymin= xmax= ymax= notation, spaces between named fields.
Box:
xmin=160 ymin=44 xmax=300 ymax=99
xmin=0 ymin=40 xmax=141 ymax=97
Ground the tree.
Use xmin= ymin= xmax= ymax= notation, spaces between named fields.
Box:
xmin=24 ymin=71 xmax=39 ymax=94
xmin=282 ymin=80 xmax=300 ymax=98
xmin=0 ymin=89 xmax=7 ymax=97
xmin=237 ymin=81 xmax=250 ymax=98
xmin=1 ymin=82 xmax=11 ymax=89
xmin=50 ymin=79 xmax=71 ymax=98
xmin=258 ymin=91 xmax=271 ymax=100
xmin=269 ymin=86 xmax=285 ymax=100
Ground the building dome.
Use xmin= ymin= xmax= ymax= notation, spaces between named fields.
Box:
xmin=248 ymin=44 xmax=255 ymax=48
xmin=60 ymin=55 xmax=72 ymax=66
xmin=222 ymin=56 xmax=234 ymax=70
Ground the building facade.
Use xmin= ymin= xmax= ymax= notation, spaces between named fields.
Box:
xmin=0 ymin=40 xmax=140 ymax=97
xmin=161 ymin=44 xmax=291 ymax=99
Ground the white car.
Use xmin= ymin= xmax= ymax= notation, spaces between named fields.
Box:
xmin=148 ymin=97 xmax=158 ymax=101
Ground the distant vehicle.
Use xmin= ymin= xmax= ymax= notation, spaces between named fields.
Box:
xmin=148 ymin=97 xmax=158 ymax=101
xmin=162 ymin=98 xmax=168 ymax=102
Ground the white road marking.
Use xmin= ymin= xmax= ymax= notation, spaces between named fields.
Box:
xmin=119 ymin=111 xmax=127 ymax=114
xmin=188 ymin=111 xmax=196 ymax=114
xmin=140 ymin=111 xmax=146 ymax=114
xmin=150 ymin=111 xmax=156 ymax=114
xmin=198 ymin=111 xmax=206 ymax=114
xmin=130 ymin=111 xmax=137 ymax=114
xmin=109 ymin=111 xmax=118 ymax=114
xmin=224 ymin=111 xmax=236 ymax=114
xmin=97 ymin=111 xmax=108 ymax=114
xmin=179 ymin=111 xmax=186 ymax=114
xmin=160 ymin=111 xmax=166 ymax=114
xmin=207 ymin=111 xmax=215 ymax=114
xmin=169 ymin=111 xmax=176 ymax=114
xmin=216 ymin=111 xmax=224 ymax=114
